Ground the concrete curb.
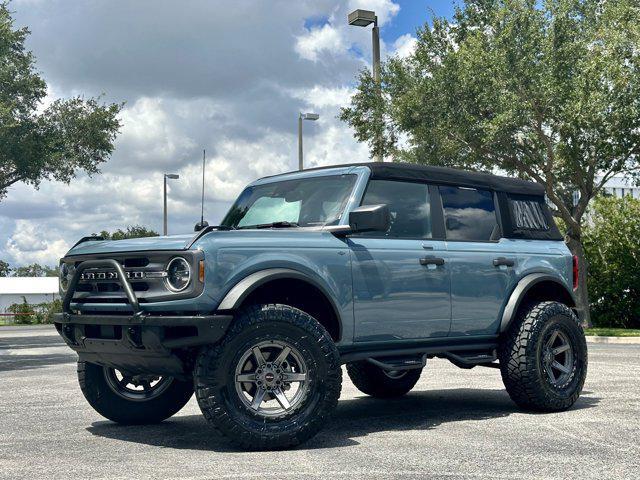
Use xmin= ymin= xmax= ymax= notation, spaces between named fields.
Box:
xmin=586 ymin=336 xmax=640 ymax=344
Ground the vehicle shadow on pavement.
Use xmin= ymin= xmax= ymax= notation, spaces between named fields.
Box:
xmin=308 ymin=388 xmax=600 ymax=448
xmin=0 ymin=335 xmax=76 ymax=372
xmin=86 ymin=387 xmax=600 ymax=452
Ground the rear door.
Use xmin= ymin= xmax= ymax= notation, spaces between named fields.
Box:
xmin=438 ymin=185 xmax=518 ymax=336
xmin=350 ymin=179 xmax=451 ymax=342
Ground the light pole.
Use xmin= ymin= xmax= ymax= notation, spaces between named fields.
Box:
xmin=348 ymin=9 xmax=382 ymax=162
xmin=298 ymin=112 xmax=319 ymax=170
xmin=163 ymin=173 xmax=179 ymax=235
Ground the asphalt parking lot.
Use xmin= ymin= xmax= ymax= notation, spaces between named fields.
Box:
xmin=0 ymin=325 xmax=638 ymax=479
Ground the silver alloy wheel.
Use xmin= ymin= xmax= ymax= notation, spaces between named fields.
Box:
xmin=103 ymin=368 xmax=173 ymax=402
xmin=542 ymin=329 xmax=574 ymax=387
xmin=234 ymin=340 xmax=309 ymax=418
xmin=382 ymin=369 xmax=408 ymax=380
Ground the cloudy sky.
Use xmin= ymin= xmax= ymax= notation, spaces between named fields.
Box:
xmin=2 ymin=0 xmax=455 ymax=267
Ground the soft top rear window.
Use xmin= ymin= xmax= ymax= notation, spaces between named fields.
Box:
xmin=510 ymin=198 xmax=549 ymax=231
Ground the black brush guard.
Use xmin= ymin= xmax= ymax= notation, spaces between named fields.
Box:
xmin=54 ymin=259 xmax=232 ymax=377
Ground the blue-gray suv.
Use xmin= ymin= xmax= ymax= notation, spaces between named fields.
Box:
xmin=55 ymin=163 xmax=588 ymax=449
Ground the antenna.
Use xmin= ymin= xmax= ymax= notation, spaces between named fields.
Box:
xmin=194 ymin=149 xmax=209 ymax=232
xmin=200 ymin=149 xmax=206 ymax=225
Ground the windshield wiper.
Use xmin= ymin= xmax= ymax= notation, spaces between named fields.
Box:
xmin=251 ymin=221 xmax=300 ymax=229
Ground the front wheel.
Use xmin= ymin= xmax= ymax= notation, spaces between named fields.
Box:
xmin=78 ymin=361 xmax=194 ymax=424
xmin=498 ymin=301 xmax=588 ymax=412
xmin=194 ymin=304 xmax=342 ymax=450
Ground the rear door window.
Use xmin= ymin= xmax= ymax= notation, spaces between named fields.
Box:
xmin=439 ymin=186 xmax=498 ymax=241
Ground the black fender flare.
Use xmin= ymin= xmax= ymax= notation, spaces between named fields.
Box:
xmin=217 ymin=268 xmax=343 ymax=336
xmin=499 ymin=273 xmax=577 ymax=333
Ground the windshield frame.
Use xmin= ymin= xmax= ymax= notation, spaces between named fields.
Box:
xmin=221 ymin=170 xmax=363 ymax=230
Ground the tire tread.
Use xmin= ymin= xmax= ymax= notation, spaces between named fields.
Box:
xmin=194 ymin=304 xmax=342 ymax=450
xmin=498 ymin=301 xmax=587 ymax=412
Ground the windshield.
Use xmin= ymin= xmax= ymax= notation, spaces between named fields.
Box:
xmin=222 ymin=174 xmax=357 ymax=229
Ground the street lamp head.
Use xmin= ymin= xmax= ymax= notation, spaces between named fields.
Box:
xmin=348 ymin=9 xmax=376 ymax=27
xmin=302 ymin=113 xmax=319 ymax=121
xmin=165 ymin=173 xmax=179 ymax=179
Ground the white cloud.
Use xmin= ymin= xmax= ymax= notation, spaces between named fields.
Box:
xmin=393 ymin=34 xmax=417 ymax=59
xmin=290 ymin=85 xmax=354 ymax=109
xmin=295 ymin=24 xmax=345 ymax=62
xmin=117 ymin=97 xmax=197 ymax=167
xmin=5 ymin=221 xmax=70 ymax=265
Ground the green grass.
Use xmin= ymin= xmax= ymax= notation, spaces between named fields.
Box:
xmin=584 ymin=328 xmax=640 ymax=337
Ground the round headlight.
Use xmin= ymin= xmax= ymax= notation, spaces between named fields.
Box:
xmin=166 ymin=257 xmax=191 ymax=292
xmin=59 ymin=263 xmax=70 ymax=292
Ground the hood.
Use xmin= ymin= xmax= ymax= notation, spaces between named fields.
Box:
xmin=66 ymin=234 xmax=195 ymax=257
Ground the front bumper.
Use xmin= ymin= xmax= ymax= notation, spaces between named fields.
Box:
xmin=55 ymin=257 xmax=232 ymax=377
xmin=54 ymin=312 xmax=233 ymax=377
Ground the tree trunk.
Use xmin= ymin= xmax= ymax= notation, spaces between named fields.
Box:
xmin=565 ymin=233 xmax=592 ymax=328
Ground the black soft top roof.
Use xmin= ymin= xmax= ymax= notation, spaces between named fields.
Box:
xmin=304 ymin=162 xmax=544 ymax=196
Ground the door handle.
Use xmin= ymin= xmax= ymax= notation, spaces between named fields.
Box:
xmin=420 ymin=256 xmax=445 ymax=266
xmin=493 ymin=257 xmax=515 ymax=267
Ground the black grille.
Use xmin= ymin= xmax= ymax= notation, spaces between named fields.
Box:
xmin=62 ymin=250 xmax=204 ymax=305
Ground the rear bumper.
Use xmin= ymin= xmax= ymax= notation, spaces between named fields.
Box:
xmin=53 ymin=312 xmax=233 ymax=377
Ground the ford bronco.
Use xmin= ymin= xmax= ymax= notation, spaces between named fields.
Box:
xmin=55 ymin=163 xmax=588 ymax=449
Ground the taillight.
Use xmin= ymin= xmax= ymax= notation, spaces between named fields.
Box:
xmin=572 ymin=255 xmax=579 ymax=290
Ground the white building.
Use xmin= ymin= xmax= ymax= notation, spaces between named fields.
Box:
xmin=572 ymin=174 xmax=640 ymax=206
xmin=601 ymin=174 xmax=640 ymax=199
xmin=0 ymin=277 xmax=60 ymax=313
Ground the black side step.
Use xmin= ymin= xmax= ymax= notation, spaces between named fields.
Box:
xmin=367 ymin=354 xmax=428 ymax=371
xmin=339 ymin=339 xmax=498 ymax=365
xmin=440 ymin=350 xmax=499 ymax=369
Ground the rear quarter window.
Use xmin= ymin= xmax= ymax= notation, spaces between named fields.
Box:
xmin=508 ymin=195 xmax=550 ymax=231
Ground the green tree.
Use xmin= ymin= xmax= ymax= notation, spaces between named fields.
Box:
xmin=0 ymin=259 xmax=10 ymax=276
xmin=0 ymin=3 xmax=122 ymax=200
xmin=583 ymin=195 xmax=640 ymax=328
xmin=341 ymin=0 xmax=640 ymax=322
xmin=11 ymin=263 xmax=58 ymax=277
xmin=97 ymin=225 xmax=159 ymax=240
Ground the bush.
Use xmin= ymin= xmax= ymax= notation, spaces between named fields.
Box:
xmin=583 ymin=195 xmax=640 ymax=328
xmin=5 ymin=297 xmax=61 ymax=325
xmin=7 ymin=296 xmax=35 ymax=324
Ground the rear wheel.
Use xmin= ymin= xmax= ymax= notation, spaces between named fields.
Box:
xmin=78 ymin=361 xmax=193 ymax=424
xmin=194 ymin=304 xmax=342 ymax=450
xmin=498 ymin=301 xmax=587 ymax=411
xmin=347 ymin=361 xmax=422 ymax=398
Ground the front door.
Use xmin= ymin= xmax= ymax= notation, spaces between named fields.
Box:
xmin=350 ymin=179 xmax=451 ymax=342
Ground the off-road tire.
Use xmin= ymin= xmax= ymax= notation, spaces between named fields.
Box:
xmin=347 ymin=361 xmax=422 ymax=398
xmin=194 ymin=304 xmax=342 ymax=450
xmin=78 ymin=361 xmax=194 ymax=424
xmin=498 ymin=301 xmax=587 ymax=412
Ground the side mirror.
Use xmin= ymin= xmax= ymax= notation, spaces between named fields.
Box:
xmin=349 ymin=204 xmax=390 ymax=234
xmin=194 ymin=220 xmax=209 ymax=232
